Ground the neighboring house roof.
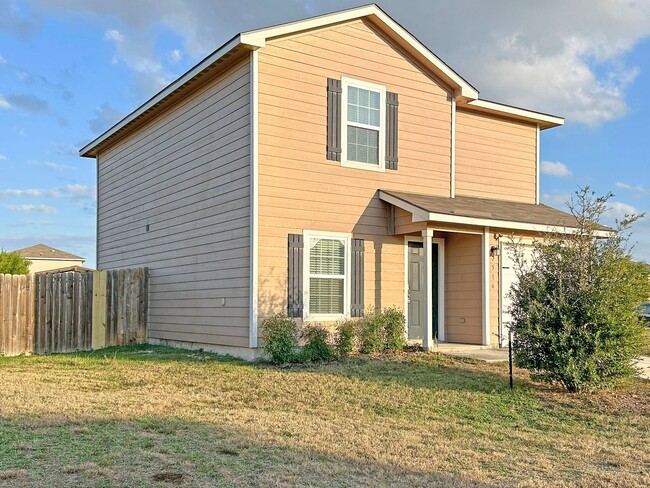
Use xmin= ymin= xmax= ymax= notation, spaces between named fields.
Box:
xmin=14 ymin=244 xmax=85 ymax=261
xmin=379 ymin=190 xmax=612 ymax=235
xmin=80 ymin=3 xmax=563 ymax=159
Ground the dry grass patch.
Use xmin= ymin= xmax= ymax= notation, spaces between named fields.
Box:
xmin=0 ymin=345 xmax=648 ymax=487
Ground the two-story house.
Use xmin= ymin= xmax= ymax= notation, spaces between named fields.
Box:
xmin=81 ymin=4 xmax=580 ymax=360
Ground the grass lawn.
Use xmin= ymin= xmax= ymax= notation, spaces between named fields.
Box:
xmin=0 ymin=346 xmax=649 ymax=487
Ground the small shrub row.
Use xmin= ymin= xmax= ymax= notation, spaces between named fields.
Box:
xmin=260 ymin=308 xmax=406 ymax=364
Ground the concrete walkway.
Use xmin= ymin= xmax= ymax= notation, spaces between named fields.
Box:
xmin=440 ymin=348 xmax=650 ymax=379
xmin=637 ymin=356 xmax=650 ymax=380
xmin=438 ymin=347 xmax=509 ymax=363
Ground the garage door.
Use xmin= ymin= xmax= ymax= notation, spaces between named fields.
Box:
xmin=500 ymin=242 xmax=534 ymax=347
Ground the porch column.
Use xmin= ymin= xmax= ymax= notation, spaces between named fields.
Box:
xmin=482 ymin=226 xmax=491 ymax=346
xmin=422 ymin=228 xmax=434 ymax=350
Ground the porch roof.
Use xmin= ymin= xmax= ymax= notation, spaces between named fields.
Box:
xmin=379 ymin=190 xmax=611 ymax=235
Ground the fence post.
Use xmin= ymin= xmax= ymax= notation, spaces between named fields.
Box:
xmin=92 ymin=271 xmax=107 ymax=350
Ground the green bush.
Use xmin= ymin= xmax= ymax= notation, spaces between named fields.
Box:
xmin=335 ymin=320 xmax=357 ymax=357
xmin=260 ymin=314 xmax=299 ymax=364
xmin=509 ymin=188 xmax=649 ymax=392
xmin=358 ymin=311 xmax=385 ymax=353
xmin=302 ymin=325 xmax=334 ymax=362
xmin=382 ymin=307 xmax=406 ymax=352
xmin=358 ymin=308 xmax=406 ymax=353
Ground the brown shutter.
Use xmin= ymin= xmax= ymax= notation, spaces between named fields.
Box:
xmin=386 ymin=91 xmax=399 ymax=170
xmin=287 ymin=234 xmax=304 ymax=317
xmin=327 ymin=78 xmax=342 ymax=161
xmin=350 ymin=238 xmax=365 ymax=317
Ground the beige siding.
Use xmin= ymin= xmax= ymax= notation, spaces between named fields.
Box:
xmin=455 ymin=109 xmax=537 ymax=203
xmin=28 ymin=259 xmax=85 ymax=274
xmin=256 ymin=19 xmax=452 ymax=324
xmin=444 ymin=233 xmax=482 ymax=344
xmin=96 ymin=56 xmax=251 ymax=348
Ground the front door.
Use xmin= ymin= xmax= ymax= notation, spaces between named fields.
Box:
xmin=407 ymin=241 xmax=438 ymax=341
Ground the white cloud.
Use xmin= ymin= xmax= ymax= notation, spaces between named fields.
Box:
xmin=0 ymin=154 xmax=6 ymax=161
xmin=168 ymin=49 xmax=182 ymax=63
xmin=541 ymin=161 xmax=572 ymax=177
xmin=0 ymin=95 xmax=11 ymax=109
xmin=104 ymin=28 xmax=124 ymax=43
xmin=541 ymin=191 xmax=571 ymax=207
xmin=0 ymin=54 xmax=7 ymax=64
xmin=89 ymin=104 xmax=124 ymax=134
xmin=28 ymin=160 xmax=74 ymax=171
xmin=603 ymin=201 xmax=640 ymax=224
xmin=5 ymin=204 xmax=58 ymax=214
xmin=27 ymin=0 xmax=650 ymax=126
xmin=0 ymin=184 xmax=95 ymax=201
xmin=615 ymin=181 xmax=645 ymax=193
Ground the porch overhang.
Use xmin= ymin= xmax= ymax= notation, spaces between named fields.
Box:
xmin=379 ymin=190 xmax=612 ymax=237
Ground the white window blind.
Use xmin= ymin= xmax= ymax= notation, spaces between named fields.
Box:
xmin=308 ymin=237 xmax=345 ymax=314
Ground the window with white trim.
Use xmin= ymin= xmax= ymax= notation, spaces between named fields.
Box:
xmin=304 ymin=233 xmax=350 ymax=319
xmin=341 ymin=78 xmax=385 ymax=170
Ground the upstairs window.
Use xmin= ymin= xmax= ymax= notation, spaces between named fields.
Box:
xmin=341 ymin=78 xmax=386 ymax=171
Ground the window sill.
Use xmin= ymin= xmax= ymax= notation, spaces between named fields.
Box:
xmin=340 ymin=160 xmax=385 ymax=173
xmin=303 ymin=313 xmax=349 ymax=323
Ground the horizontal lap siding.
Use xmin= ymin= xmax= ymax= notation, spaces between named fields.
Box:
xmin=97 ymin=57 xmax=251 ymax=348
xmin=445 ymin=234 xmax=482 ymax=344
xmin=455 ymin=109 xmax=537 ymax=203
xmin=257 ymin=20 xmax=452 ymax=325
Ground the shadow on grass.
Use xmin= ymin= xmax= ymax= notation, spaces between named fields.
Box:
xmin=0 ymin=414 xmax=493 ymax=488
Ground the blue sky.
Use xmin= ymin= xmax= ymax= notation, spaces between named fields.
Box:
xmin=1 ymin=0 xmax=649 ymax=267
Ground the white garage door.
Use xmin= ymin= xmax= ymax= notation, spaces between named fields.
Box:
xmin=500 ymin=242 xmax=534 ymax=347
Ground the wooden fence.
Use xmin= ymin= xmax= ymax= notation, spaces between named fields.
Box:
xmin=0 ymin=274 xmax=34 ymax=356
xmin=0 ymin=268 xmax=148 ymax=356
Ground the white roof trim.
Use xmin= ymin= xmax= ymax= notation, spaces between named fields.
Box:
xmin=379 ymin=191 xmax=610 ymax=237
xmin=80 ymin=35 xmax=245 ymax=157
xmin=240 ymin=4 xmax=478 ymax=99
xmin=463 ymin=99 xmax=564 ymax=128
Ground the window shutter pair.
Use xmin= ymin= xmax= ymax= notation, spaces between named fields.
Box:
xmin=287 ymin=234 xmax=365 ymax=318
xmin=326 ymin=78 xmax=399 ymax=169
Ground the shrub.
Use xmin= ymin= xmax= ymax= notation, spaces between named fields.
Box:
xmin=358 ymin=312 xmax=385 ymax=353
xmin=302 ymin=325 xmax=334 ymax=362
xmin=382 ymin=307 xmax=406 ymax=352
xmin=335 ymin=319 xmax=357 ymax=358
xmin=509 ymin=187 xmax=649 ymax=392
xmin=260 ymin=314 xmax=299 ymax=364
xmin=357 ymin=308 xmax=406 ymax=353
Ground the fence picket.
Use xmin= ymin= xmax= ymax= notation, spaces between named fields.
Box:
xmin=0 ymin=268 xmax=148 ymax=356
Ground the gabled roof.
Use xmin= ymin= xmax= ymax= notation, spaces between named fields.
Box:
xmin=14 ymin=244 xmax=85 ymax=261
xmin=379 ymin=190 xmax=611 ymax=236
xmin=80 ymin=3 xmax=563 ymax=158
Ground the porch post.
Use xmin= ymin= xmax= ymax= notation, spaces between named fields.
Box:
xmin=482 ymin=226 xmax=491 ymax=346
xmin=422 ymin=228 xmax=434 ymax=350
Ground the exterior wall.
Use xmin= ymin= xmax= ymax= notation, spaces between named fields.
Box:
xmin=489 ymin=232 xmax=500 ymax=346
xmin=256 ymin=19 xmax=453 ymax=328
xmin=96 ymin=56 xmax=252 ymax=349
xmin=444 ymin=233 xmax=482 ymax=344
xmin=28 ymin=259 xmax=84 ymax=274
xmin=455 ymin=109 xmax=537 ymax=203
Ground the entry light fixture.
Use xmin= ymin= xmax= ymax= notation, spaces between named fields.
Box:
xmin=490 ymin=245 xmax=500 ymax=257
